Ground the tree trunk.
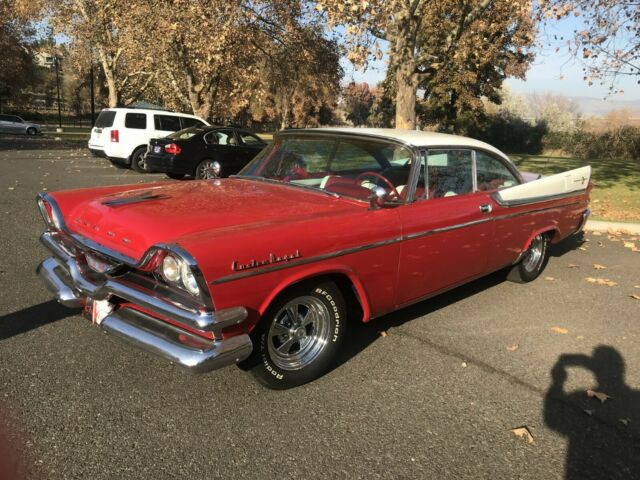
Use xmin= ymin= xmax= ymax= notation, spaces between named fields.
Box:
xmin=105 ymin=72 xmax=118 ymax=107
xmin=395 ymin=62 xmax=418 ymax=129
xmin=280 ymin=94 xmax=290 ymax=130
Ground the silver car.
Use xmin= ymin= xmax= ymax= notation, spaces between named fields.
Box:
xmin=0 ymin=114 xmax=42 ymax=135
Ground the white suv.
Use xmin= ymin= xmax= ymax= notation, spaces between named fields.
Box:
xmin=88 ymin=108 xmax=209 ymax=172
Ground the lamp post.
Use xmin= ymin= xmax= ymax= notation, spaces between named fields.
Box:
xmin=53 ymin=56 xmax=63 ymax=132
xmin=90 ymin=64 xmax=95 ymax=126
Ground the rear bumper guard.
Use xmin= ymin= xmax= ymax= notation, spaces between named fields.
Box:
xmin=575 ymin=208 xmax=591 ymax=233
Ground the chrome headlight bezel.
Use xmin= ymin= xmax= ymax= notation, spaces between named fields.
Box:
xmin=155 ymin=248 xmax=202 ymax=298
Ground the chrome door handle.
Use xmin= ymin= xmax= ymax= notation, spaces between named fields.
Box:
xmin=479 ymin=204 xmax=492 ymax=214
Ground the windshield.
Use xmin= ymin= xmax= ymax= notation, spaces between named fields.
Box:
xmin=238 ymin=135 xmax=415 ymax=202
xmin=168 ymin=126 xmax=207 ymax=140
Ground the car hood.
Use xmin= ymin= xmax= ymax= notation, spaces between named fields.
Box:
xmin=59 ymin=179 xmax=363 ymax=262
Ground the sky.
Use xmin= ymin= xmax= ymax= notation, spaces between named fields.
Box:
xmin=342 ymin=14 xmax=640 ymax=103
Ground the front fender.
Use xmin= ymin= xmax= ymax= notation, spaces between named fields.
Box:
xmin=256 ymin=262 xmax=372 ymax=322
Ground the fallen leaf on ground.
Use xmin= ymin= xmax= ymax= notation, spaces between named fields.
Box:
xmin=624 ymin=241 xmax=637 ymax=250
xmin=607 ymin=228 xmax=619 ymax=235
xmin=619 ymin=418 xmax=631 ymax=426
xmin=576 ymin=335 xmax=585 ymax=340
xmin=592 ymin=231 xmax=602 ymax=236
xmin=597 ymin=241 xmax=604 ymax=247
xmin=545 ymin=276 xmax=555 ymax=281
xmin=578 ymin=247 xmax=588 ymax=251
xmin=608 ymin=235 xmax=620 ymax=242
xmin=511 ymin=426 xmax=534 ymax=444
xmin=630 ymin=294 xmax=640 ymax=301
xmin=379 ymin=331 xmax=388 ymax=337
xmin=593 ymin=264 xmax=606 ymax=270
xmin=551 ymin=326 xmax=569 ymax=334
xmin=584 ymin=409 xmax=594 ymax=416
xmin=567 ymin=264 xmax=579 ymax=268
xmin=506 ymin=344 xmax=519 ymax=352
xmin=461 ymin=362 xmax=467 ymax=368
xmin=634 ymin=285 xmax=640 ymax=289
xmin=587 ymin=389 xmax=611 ymax=403
xmin=585 ymin=277 xmax=618 ymax=287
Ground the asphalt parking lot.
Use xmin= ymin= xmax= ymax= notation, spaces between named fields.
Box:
xmin=0 ymin=136 xmax=639 ymax=479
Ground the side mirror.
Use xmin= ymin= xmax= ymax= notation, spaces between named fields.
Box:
xmin=369 ymin=186 xmax=388 ymax=209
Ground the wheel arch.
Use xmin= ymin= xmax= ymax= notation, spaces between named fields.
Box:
xmin=255 ymin=266 xmax=371 ymax=329
xmin=130 ymin=144 xmax=148 ymax=158
xmin=522 ymin=225 xmax=560 ymax=252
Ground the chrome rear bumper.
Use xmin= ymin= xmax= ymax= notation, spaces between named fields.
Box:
xmin=575 ymin=208 xmax=591 ymax=233
xmin=37 ymin=231 xmax=253 ymax=372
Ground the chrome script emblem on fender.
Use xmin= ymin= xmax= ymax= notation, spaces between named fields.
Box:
xmin=231 ymin=250 xmax=301 ymax=271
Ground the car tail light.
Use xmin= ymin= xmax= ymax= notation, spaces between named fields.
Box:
xmin=165 ymin=143 xmax=181 ymax=155
xmin=110 ymin=130 xmax=119 ymax=142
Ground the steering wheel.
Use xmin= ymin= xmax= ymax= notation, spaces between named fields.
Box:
xmin=355 ymin=172 xmax=400 ymax=200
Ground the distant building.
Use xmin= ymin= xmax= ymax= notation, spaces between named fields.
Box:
xmin=34 ymin=52 xmax=62 ymax=69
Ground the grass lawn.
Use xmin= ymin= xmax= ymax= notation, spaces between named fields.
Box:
xmin=509 ymin=154 xmax=640 ymax=223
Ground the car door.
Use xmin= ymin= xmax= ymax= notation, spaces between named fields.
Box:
xmin=203 ymin=129 xmax=243 ymax=175
xmin=236 ymin=130 xmax=267 ymax=164
xmin=395 ymin=149 xmax=494 ymax=306
xmin=474 ymin=150 xmax=536 ymax=270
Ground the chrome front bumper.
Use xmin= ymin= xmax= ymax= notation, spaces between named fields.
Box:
xmin=37 ymin=231 xmax=253 ymax=372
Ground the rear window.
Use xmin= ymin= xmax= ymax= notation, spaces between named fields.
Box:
xmin=168 ymin=126 xmax=206 ymax=140
xmin=124 ymin=112 xmax=147 ymax=129
xmin=180 ymin=117 xmax=205 ymax=129
xmin=154 ymin=115 xmax=182 ymax=132
xmin=95 ymin=111 xmax=116 ymax=128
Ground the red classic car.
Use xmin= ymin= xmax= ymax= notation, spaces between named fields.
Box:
xmin=36 ymin=128 xmax=591 ymax=389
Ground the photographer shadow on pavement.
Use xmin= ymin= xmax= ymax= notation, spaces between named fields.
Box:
xmin=544 ymin=346 xmax=640 ymax=480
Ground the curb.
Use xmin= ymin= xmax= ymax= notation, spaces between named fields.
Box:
xmin=584 ymin=220 xmax=640 ymax=235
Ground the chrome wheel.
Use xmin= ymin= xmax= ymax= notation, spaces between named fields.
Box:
xmin=196 ymin=160 xmax=221 ymax=179
xmin=267 ymin=296 xmax=332 ymax=371
xmin=522 ymin=234 xmax=544 ymax=272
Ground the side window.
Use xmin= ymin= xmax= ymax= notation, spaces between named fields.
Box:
xmin=204 ymin=129 xmax=236 ymax=146
xmin=0 ymin=115 xmax=9 ymax=122
xmin=238 ymin=132 xmax=264 ymax=146
xmin=424 ymin=149 xmax=473 ymax=198
xmin=475 ymin=151 xmax=519 ymax=191
xmin=180 ymin=117 xmax=204 ymax=129
xmin=124 ymin=113 xmax=147 ymax=129
xmin=154 ymin=115 xmax=182 ymax=132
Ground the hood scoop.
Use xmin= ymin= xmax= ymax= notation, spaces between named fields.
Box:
xmin=102 ymin=191 xmax=170 ymax=207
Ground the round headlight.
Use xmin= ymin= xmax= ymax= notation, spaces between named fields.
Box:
xmin=162 ymin=254 xmax=182 ymax=283
xmin=180 ymin=261 xmax=200 ymax=296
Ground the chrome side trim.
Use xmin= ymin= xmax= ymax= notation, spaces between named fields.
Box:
xmin=101 ymin=308 xmax=253 ymax=373
xmin=211 ymin=236 xmax=404 ymax=285
xmin=491 ymin=189 xmax=587 ymax=207
xmin=212 ymin=200 xmax=585 ymax=285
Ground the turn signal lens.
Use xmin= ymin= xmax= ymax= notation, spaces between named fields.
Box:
xmin=162 ymin=254 xmax=182 ymax=283
xmin=164 ymin=143 xmax=182 ymax=155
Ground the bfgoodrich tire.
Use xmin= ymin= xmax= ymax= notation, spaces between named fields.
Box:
xmin=507 ymin=233 xmax=550 ymax=283
xmin=244 ymin=281 xmax=346 ymax=389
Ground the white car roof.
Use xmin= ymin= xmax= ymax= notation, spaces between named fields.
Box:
xmin=101 ymin=107 xmax=205 ymax=120
xmin=298 ymin=127 xmax=510 ymax=161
